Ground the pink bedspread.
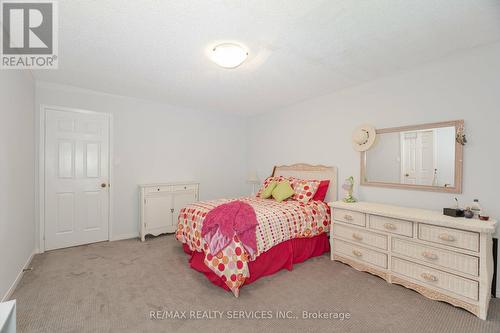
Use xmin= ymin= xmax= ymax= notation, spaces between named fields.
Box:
xmin=176 ymin=197 xmax=331 ymax=296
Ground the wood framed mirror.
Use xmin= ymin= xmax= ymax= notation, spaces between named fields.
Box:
xmin=361 ymin=120 xmax=464 ymax=193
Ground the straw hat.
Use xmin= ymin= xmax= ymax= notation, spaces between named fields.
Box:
xmin=352 ymin=124 xmax=376 ymax=152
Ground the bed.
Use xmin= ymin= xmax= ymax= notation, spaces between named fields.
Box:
xmin=176 ymin=163 xmax=338 ymax=296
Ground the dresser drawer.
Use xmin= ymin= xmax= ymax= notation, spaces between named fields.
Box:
xmin=172 ymin=184 xmax=197 ymax=192
xmin=392 ymin=238 xmax=479 ymax=276
xmin=369 ymin=215 xmax=413 ymax=237
xmin=418 ymin=224 xmax=479 ymax=252
xmin=333 ymin=224 xmax=387 ymax=250
xmin=333 ymin=209 xmax=366 ymax=227
xmin=333 ymin=239 xmax=387 ymax=269
xmin=144 ymin=186 xmax=173 ymax=194
xmin=392 ymin=257 xmax=478 ymax=300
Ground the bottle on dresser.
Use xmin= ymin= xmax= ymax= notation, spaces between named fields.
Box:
xmin=471 ymin=199 xmax=481 ymax=218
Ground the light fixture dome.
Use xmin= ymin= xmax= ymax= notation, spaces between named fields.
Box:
xmin=211 ymin=43 xmax=248 ymax=68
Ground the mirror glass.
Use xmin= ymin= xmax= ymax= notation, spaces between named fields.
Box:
xmin=362 ymin=121 xmax=463 ymax=193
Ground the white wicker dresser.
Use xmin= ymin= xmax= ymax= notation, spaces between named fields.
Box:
xmin=329 ymin=201 xmax=497 ymax=319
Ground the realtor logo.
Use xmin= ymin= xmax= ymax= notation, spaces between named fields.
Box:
xmin=1 ymin=0 xmax=58 ymax=69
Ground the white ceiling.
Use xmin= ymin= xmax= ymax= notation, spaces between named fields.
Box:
xmin=33 ymin=0 xmax=500 ymax=115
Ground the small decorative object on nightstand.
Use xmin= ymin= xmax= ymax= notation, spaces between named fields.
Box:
xmin=443 ymin=207 xmax=464 ymax=217
xmin=471 ymin=199 xmax=482 ymax=218
xmin=464 ymin=208 xmax=474 ymax=219
xmin=139 ymin=182 xmax=199 ymax=241
xmin=342 ymin=176 xmax=357 ymax=203
xmin=479 ymin=214 xmax=490 ymax=221
xmin=443 ymin=197 xmax=464 ymax=217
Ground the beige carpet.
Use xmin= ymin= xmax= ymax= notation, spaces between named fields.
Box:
xmin=10 ymin=235 xmax=500 ymax=333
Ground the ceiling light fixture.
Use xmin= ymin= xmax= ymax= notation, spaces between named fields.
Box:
xmin=211 ymin=43 xmax=248 ymax=68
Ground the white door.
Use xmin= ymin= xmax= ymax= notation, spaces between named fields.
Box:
xmin=401 ymin=130 xmax=434 ymax=185
xmin=44 ymin=107 xmax=110 ymax=250
xmin=401 ymin=132 xmax=418 ymax=184
xmin=418 ymin=130 xmax=435 ymax=185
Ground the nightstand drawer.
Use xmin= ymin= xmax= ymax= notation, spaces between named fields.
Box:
xmin=392 ymin=257 xmax=478 ymax=300
xmin=369 ymin=215 xmax=413 ymax=237
xmin=333 ymin=239 xmax=387 ymax=269
xmin=333 ymin=209 xmax=366 ymax=227
xmin=173 ymin=184 xmax=197 ymax=192
xmin=392 ymin=238 xmax=479 ymax=276
xmin=144 ymin=186 xmax=173 ymax=194
xmin=333 ymin=224 xmax=387 ymax=250
xmin=418 ymin=224 xmax=479 ymax=252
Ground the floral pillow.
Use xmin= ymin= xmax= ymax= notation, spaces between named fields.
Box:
xmin=289 ymin=177 xmax=321 ymax=203
xmin=256 ymin=176 xmax=285 ymax=197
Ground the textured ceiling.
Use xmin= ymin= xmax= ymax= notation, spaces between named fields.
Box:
xmin=33 ymin=0 xmax=500 ymax=115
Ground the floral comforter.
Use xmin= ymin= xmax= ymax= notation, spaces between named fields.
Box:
xmin=176 ymin=197 xmax=330 ymax=296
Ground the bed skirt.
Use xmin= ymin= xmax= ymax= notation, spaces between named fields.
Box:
xmin=182 ymin=233 xmax=330 ymax=292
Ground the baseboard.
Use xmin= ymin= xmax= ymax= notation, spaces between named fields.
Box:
xmin=1 ymin=250 xmax=37 ymax=302
xmin=110 ymin=233 xmax=139 ymax=241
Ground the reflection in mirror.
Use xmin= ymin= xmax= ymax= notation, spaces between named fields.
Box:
xmin=366 ymin=127 xmax=455 ymax=187
xmin=361 ymin=120 xmax=463 ymax=193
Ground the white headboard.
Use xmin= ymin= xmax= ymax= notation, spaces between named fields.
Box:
xmin=272 ymin=163 xmax=338 ymax=202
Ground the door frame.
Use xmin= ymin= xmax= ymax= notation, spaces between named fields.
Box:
xmin=38 ymin=105 xmax=114 ymax=253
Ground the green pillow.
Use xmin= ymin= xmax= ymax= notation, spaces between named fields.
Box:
xmin=272 ymin=180 xmax=295 ymax=203
xmin=260 ymin=180 xmax=278 ymax=199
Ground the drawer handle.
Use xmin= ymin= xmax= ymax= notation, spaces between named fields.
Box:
xmin=438 ymin=234 xmax=455 ymax=242
xmin=421 ymin=251 xmax=438 ymax=260
xmin=352 ymin=249 xmax=363 ymax=257
xmin=421 ymin=272 xmax=438 ymax=282
xmin=344 ymin=214 xmax=354 ymax=221
xmin=383 ymin=223 xmax=397 ymax=230
xmin=352 ymin=233 xmax=363 ymax=241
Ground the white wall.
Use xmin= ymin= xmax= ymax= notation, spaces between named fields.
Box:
xmin=248 ymin=42 xmax=500 ymax=290
xmin=0 ymin=71 xmax=36 ymax=300
xmin=35 ymin=82 xmax=248 ymax=242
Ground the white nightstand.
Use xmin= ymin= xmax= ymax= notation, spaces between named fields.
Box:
xmin=139 ymin=182 xmax=199 ymax=241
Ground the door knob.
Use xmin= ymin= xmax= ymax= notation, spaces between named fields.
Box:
xmin=101 ymin=183 xmax=107 ymax=188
